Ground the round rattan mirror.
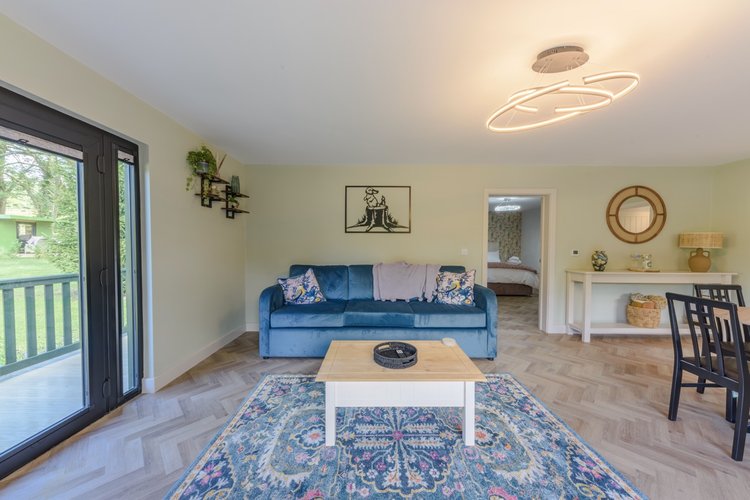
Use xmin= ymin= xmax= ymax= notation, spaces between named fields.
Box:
xmin=606 ymin=185 xmax=666 ymax=243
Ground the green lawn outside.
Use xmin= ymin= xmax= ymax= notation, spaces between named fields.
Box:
xmin=0 ymin=255 xmax=65 ymax=279
xmin=0 ymin=256 xmax=81 ymax=366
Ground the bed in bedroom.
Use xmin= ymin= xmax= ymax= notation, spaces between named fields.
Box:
xmin=486 ymin=262 xmax=539 ymax=296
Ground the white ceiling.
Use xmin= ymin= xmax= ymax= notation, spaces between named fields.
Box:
xmin=2 ymin=1 xmax=750 ymax=167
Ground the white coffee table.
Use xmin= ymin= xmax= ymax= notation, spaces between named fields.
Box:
xmin=315 ymin=340 xmax=486 ymax=446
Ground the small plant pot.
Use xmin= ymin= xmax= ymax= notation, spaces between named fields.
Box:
xmin=196 ymin=161 xmax=210 ymax=174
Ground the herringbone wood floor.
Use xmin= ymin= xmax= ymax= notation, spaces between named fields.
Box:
xmin=1 ymin=296 xmax=749 ymax=499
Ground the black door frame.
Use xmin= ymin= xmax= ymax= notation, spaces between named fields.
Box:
xmin=110 ymin=140 xmax=143 ymax=405
xmin=0 ymin=86 xmax=142 ymax=477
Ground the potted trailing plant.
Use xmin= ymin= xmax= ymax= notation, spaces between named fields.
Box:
xmin=185 ymin=146 xmax=217 ymax=190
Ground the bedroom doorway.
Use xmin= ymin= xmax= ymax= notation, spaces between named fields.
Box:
xmin=482 ymin=189 xmax=556 ymax=333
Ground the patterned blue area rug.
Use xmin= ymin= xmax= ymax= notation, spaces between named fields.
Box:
xmin=168 ymin=374 xmax=645 ymax=499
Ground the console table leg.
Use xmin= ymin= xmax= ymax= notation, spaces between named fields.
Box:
xmin=582 ymin=276 xmax=592 ymax=343
xmin=566 ymin=274 xmax=575 ymax=335
xmin=325 ymin=382 xmax=336 ymax=446
xmin=463 ymin=381 xmax=475 ymax=446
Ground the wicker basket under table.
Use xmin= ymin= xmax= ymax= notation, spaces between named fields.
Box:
xmin=626 ymin=304 xmax=661 ymax=328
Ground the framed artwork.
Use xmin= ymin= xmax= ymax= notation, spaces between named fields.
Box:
xmin=345 ymin=186 xmax=411 ymax=233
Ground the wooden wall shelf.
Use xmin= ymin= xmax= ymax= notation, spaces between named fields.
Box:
xmin=196 ymin=174 xmax=248 ymax=218
xmin=222 ymin=184 xmax=249 ymax=219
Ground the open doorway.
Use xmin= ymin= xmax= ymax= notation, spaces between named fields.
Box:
xmin=481 ymin=189 xmax=556 ymax=333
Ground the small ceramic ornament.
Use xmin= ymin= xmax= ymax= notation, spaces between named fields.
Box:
xmin=591 ymin=250 xmax=608 ymax=272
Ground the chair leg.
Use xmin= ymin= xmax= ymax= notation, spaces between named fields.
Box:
xmin=726 ymin=390 xmax=737 ymax=423
xmin=697 ymin=377 xmax=706 ymax=394
xmin=731 ymin=389 xmax=749 ymax=461
xmin=668 ymin=366 xmax=683 ymax=421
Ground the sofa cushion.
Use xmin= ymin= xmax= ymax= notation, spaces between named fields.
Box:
xmin=409 ymin=302 xmax=486 ymax=328
xmin=278 ymin=268 xmax=326 ymax=305
xmin=271 ymin=300 xmax=347 ymax=328
xmin=289 ymin=265 xmax=349 ymax=300
xmin=434 ymin=269 xmax=476 ymax=306
xmin=344 ymin=300 xmax=415 ymax=327
xmin=348 ymin=265 xmax=374 ymax=300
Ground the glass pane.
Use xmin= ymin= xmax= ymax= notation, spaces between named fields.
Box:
xmin=0 ymin=135 xmax=85 ymax=453
xmin=117 ymin=155 xmax=138 ymax=394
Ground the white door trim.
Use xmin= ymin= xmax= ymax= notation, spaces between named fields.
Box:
xmin=482 ymin=188 xmax=556 ymax=333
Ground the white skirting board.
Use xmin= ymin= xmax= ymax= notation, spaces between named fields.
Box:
xmin=141 ymin=325 xmax=247 ymax=393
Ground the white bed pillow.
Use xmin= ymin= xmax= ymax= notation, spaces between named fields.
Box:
xmin=488 ymin=250 xmax=501 ymax=263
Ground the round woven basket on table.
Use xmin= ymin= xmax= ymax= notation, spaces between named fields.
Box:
xmin=626 ymin=304 xmax=661 ymax=328
xmin=373 ymin=342 xmax=417 ymax=369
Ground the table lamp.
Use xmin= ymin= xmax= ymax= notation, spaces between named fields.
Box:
xmin=678 ymin=232 xmax=723 ymax=272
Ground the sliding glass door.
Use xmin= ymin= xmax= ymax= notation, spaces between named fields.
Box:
xmin=0 ymin=133 xmax=86 ymax=455
xmin=0 ymin=87 xmax=141 ymax=477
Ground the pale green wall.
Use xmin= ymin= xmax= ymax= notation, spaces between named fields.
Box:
xmin=1 ymin=15 xmax=247 ymax=389
xmin=0 ymin=220 xmax=17 ymax=253
xmin=37 ymin=220 xmax=52 ymax=238
xmin=711 ymin=159 xmax=750 ymax=290
xmin=245 ymin=164 xmax=717 ymax=330
xmin=0 ymin=220 xmax=52 ymax=252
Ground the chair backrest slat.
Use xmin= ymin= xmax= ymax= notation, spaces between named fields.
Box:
xmin=694 ymin=284 xmax=746 ymax=306
xmin=694 ymin=284 xmax=746 ymax=342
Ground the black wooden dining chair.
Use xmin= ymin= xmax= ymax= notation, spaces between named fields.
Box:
xmin=666 ymin=292 xmax=750 ymax=461
xmin=693 ymin=284 xmax=750 ymax=407
xmin=694 ymin=284 xmax=746 ymax=307
xmin=694 ymin=284 xmax=749 ymax=342
xmin=693 ymin=283 xmax=750 ymax=394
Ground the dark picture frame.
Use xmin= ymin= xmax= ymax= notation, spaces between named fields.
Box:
xmin=345 ymin=185 xmax=411 ymax=233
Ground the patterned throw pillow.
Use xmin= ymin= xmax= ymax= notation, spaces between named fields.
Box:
xmin=277 ymin=268 xmax=326 ymax=305
xmin=434 ymin=269 xmax=475 ymax=306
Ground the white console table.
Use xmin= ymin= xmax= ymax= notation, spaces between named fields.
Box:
xmin=566 ymin=270 xmax=736 ymax=342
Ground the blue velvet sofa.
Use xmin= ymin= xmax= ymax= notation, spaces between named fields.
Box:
xmin=259 ymin=264 xmax=498 ymax=359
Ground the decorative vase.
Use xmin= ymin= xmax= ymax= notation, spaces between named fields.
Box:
xmin=230 ymin=175 xmax=241 ymax=194
xmin=591 ymin=250 xmax=608 ymax=272
xmin=687 ymin=248 xmax=711 ymax=272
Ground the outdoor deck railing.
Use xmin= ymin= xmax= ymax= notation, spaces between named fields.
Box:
xmin=0 ymin=273 xmax=80 ymax=376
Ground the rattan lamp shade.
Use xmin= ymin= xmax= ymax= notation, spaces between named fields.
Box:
xmin=678 ymin=232 xmax=724 ymax=249
xmin=678 ymin=232 xmax=723 ymax=272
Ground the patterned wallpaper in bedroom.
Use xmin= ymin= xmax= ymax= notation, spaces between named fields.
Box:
xmin=489 ymin=212 xmax=521 ymax=261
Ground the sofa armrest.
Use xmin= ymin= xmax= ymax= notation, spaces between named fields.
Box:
xmin=474 ymin=284 xmax=498 ymax=358
xmin=259 ymin=284 xmax=284 ymax=357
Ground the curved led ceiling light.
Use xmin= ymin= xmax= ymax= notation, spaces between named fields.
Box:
xmin=509 ymin=85 xmax=614 ymax=114
xmin=494 ymin=204 xmax=521 ymax=212
xmin=583 ymin=71 xmax=640 ymax=101
xmin=486 ymin=46 xmax=640 ymax=133
xmin=493 ymin=198 xmax=521 ymax=212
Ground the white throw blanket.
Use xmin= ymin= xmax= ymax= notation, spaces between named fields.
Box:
xmin=373 ymin=262 xmax=441 ymax=302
